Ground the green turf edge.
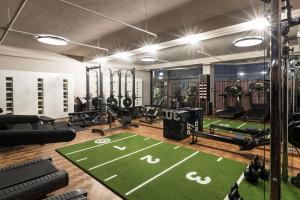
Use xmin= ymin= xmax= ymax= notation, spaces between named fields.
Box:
xmin=55 ymin=132 xmax=247 ymax=200
xmin=58 ymin=132 xmax=297 ymax=200
xmin=55 ymin=132 xmax=149 ymax=200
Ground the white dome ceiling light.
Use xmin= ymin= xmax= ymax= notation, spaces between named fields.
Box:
xmin=234 ymin=36 xmax=264 ymax=47
xmin=139 ymin=55 xmax=158 ymax=62
xmin=36 ymin=34 xmax=69 ymax=46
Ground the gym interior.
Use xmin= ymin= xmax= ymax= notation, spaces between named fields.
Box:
xmin=0 ymin=0 xmax=300 ymax=200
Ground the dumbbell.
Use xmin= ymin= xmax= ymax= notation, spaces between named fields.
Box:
xmin=252 ymin=155 xmax=269 ymax=180
xmin=244 ymin=155 xmax=269 ymax=183
xmin=228 ymin=183 xmax=243 ymax=200
xmin=291 ymin=173 xmax=300 ymax=188
xmin=244 ymin=164 xmax=259 ymax=183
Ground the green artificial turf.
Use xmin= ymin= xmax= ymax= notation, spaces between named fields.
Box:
xmin=56 ymin=132 xmax=299 ymax=200
xmin=239 ymin=178 xmax=300 ymax=200
xmin=203 ymin=116 xmax=270 ymax=134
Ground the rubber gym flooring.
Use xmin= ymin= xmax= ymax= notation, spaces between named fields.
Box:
xmin=57 ymin=132 xmax=299 ymax=200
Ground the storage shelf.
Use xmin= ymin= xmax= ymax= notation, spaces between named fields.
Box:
xmin=37 ymin=78 xmax=44 ymax=115
xmin=6 ymin=77 xmax=14 ymax=114
xmin=63 ymin=79 xmax=68 ymax=112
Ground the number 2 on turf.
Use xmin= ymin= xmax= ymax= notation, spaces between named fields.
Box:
xmin=140 ymin=155 xmax=160 ymax=164
xmin=185 ymin=172 xmax=211 ymax=185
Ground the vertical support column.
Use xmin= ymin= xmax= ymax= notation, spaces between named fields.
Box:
xmin=282 ymin=55 xmax=289 ymax=182
xmin=132 ymin=68 xmax=136 ymax=108
xmin=109 ymin=69 xmax=113 ymax=97
xmin=86 ymin=67 xmax=90 ymax=111
xmin=118 ymin=71 xmax=122 ymax=108
xmin=150 ymin=70 xmax=153 ymax=106
xmin=270 ymin=0 xmax=282 ymax=199
xmin=209 ymin=64 xmax=215 ymax=114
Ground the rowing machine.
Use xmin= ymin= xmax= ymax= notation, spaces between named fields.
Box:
xmin=190 ymin=128 xmax=270 ymax=151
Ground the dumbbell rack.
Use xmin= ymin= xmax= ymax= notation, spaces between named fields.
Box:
xmin=135 ymin=80 xmax=143 ymax=106
xmin=199 ymin=75 xmax=210 ymax=114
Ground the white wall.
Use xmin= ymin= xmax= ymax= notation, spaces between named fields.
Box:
xmin=0 ymin=45 xmax=151 ymax=108
xmin=0 ymin=45 xmax=86 ymax=97
xmin=0 ymin=70 xmax=74 ymax=118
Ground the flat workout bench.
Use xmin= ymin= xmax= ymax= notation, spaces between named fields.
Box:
xmin=0 ymin=115 xmax=56 ymax=130
xmin=0 ymin=115 xmax=40 ymax=130
xmin=0 ymin=129 xmax=76 ymax=146
xmin=39 ymin=116 xmax=56 ymax=128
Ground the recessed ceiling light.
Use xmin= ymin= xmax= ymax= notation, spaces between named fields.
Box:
xmin=179 ymin=34 xmax=202 ymax=45
xmin=139 ymin=55 xmax=158 ymax=62
xmin=234 ymin=36 xmax=264 ymax=47
xmin=113 ymin=52 xmax=132 ymax=59
xmin=248 ymin=17 xmax=270 ymax=31
xmin=141 ymin=44 xmax=159 ymax=53
xmin=36 ymin=34 xmax=69 ymax=45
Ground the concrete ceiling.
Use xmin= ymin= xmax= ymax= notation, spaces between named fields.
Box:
xmin=0 ymin=0 xmax=300 ymax=64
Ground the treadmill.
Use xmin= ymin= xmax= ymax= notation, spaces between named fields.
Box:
xmin=242 ymin=82 xmax=270 ymax=122
xmin=216 ymin=86 xmax=244 ymax=119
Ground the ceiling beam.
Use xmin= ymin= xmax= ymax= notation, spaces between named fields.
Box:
xmin=57 ymin=0 xmax=157 ymax=38
xmin=9 ymin=28 xmax=109 ymax=52
xmin=91 ymin=8 xmax=300 ymax=62
xmin=145 ymin=44 xmax=299 ymax=70
xmin=0 ymin=0 xmax=28 ymax=45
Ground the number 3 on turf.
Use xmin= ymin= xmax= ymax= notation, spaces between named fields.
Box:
xmin=185 ymin=172 xmax=211 ymax=185
xmin=140 ymin=155 xmax=160 ymax=164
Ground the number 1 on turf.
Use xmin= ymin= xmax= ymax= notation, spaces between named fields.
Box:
xmin=113 ymin=146 xmax=127 ymax=151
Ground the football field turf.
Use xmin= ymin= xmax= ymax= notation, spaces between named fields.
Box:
xmin=57 ymin=132 xmax=299 ymax=200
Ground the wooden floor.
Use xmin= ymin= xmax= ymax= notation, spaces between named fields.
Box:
xmin=0 ymin=122 xmax=299 ymax=200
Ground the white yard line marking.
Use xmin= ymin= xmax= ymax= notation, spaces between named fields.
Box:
xmin=144 ymin=138 xmax=150 ymax=140
xmin=219 ymin=124 xmax=230 ymax=127
xmin=237 ymin=123 xmax=247 ymax=129
xmin=88 ymin=142 xmax=163 ymax=171
xmin=174 ymin=146 xmax=180 ymax=150
xmin=236 ymin=173 xmax=245 ymax=185
xmin=104 ymin=174 xmax=118 ymax=182
xmin=125 ymin=151 xmax=199 ymax=196
xmin=66 ymin=135 xmax=137 ymax=155
xmin=217 ymin=157 xmax=223 ymax=162
xmin=76 ymin=157 xmax=87 ymax=162
xmin=223 ymin=173 xmax=245 ymax=200
xmin=203 ymin=120 xmax=222 ymax=128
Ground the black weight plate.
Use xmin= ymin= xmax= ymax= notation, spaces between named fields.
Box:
xmin=123 ymin=97 xmax=132 ymax=108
